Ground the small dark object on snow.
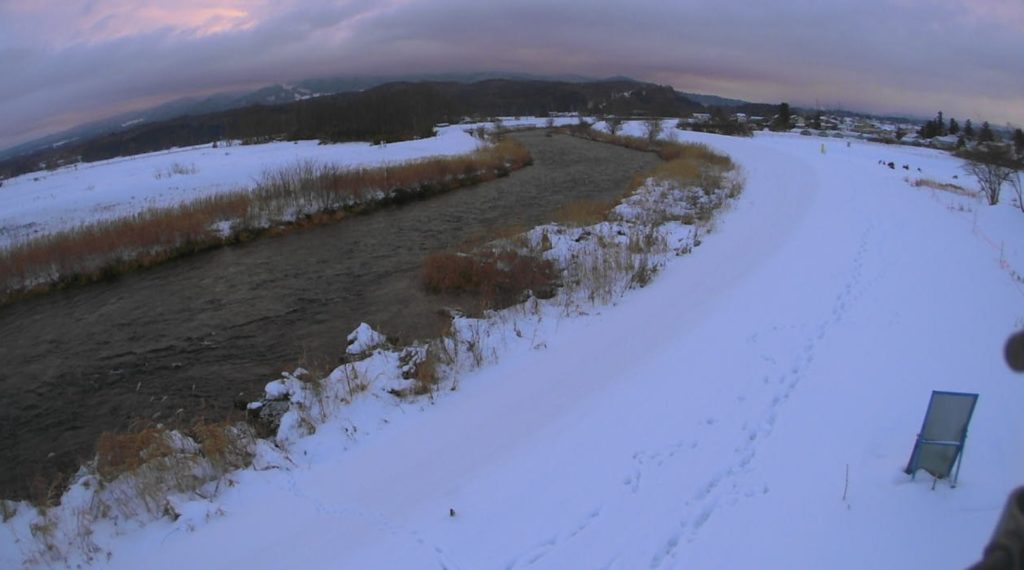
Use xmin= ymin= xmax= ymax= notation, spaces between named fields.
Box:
xmin=449 ymin=508 xmax=456 ymax=517
xmin=1005 ymin=330 xmax=1024 ymax=372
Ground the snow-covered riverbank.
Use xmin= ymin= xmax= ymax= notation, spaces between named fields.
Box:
xmin=0 ymin=124 xmax=486 ymax=249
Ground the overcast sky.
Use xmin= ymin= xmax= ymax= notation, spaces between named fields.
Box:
xmin=1 ymin=0 xmax=1022 ymax=150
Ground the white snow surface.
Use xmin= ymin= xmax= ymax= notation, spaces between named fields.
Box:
xmin=3 ymin=125 xmax=1024 ymax=569
xmin=345 ymin=322 xmax=388 ymax=355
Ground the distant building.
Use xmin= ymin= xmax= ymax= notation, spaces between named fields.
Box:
xmin=931 ymin=135 xmax=959 ymax=150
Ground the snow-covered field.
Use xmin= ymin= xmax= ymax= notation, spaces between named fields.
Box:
xmin=3 ymin=124 xmax=1023 ymax=569
xmin=0 ymin=126 xmax=489 ymax=248
xmin=0 ymin=117 xmax=586 ymax=249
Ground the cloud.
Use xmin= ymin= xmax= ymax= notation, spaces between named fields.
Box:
xmin=1 ymin=0 xmax=1022 ymax=150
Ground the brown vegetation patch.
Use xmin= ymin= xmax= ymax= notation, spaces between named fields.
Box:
xmin=190 ymin=421 xmax=253 ymax=471
xmin=95 ymin=427 xmax=174 ymax=480
xmin=911 ymin=177 xmax=976 ymax=197
xmin=422 ymin=249 xmax=557 ymax=307
xmin=411 ymin=347 xmax=441 ymax=396
xmin=556 ymin=199 xmax=615 ymax=227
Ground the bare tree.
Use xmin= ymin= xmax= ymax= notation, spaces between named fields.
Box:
xmin=1010 ymin=170 xmax=1023 ymax=213
xmin=643 ymin=118 xmax=663 ymax=145
xmin=962 ymin=149 xmax=1017 ymax=206
xmin=606 ymin=116 xmax=624 ymax=136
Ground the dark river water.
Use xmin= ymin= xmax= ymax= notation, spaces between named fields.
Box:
xmin=0 ymin=131 xmax=659 ymax=499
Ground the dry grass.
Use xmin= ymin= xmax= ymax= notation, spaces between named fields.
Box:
xmin=556 ymin=199 xmax=615 ymax=227
xmin=649 ymin=143 xmax=736 ymax=191
xmin=189 ymin=421 xmax=253 ymax=471
xmin=88 ymin=420 xmax=255 ymax=522
xmin=911 ymin=177 xmax=976 ymax=197
xmin=26 ymin=471 xmax=71 ymax=509
xmin=571 ymin=129 xmax=652 ymax=152
xmin=650 ymin=158 xmax=702 ymax=185
xmin=422 ymin=249 xmax=557 ymax=308
xmin=0 ymin=138 xmax=532 ymax=304
xmin=95 ymin=427 xmax=174 ymax=481
xmin=411 ymin=345 xmax=441 ymax=396
xmin=566 ymin=126 xmax=737 ymax=196
xmin=294 ymin=348 xmax=338 ymax=402
xmin=656 ymin=142 xmax=735 ymax=169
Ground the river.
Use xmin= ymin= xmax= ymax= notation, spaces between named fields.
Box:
xmin=0 ymin=130 xmax=659 ymax=499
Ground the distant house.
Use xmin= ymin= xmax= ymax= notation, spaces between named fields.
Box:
xmin=931 ymin=135 xmax=959 ymax=150
xmin=691 ymin=113 xmax=712 ymax=123
xmin=733 ymin=113 xmax=748 ymax=123
xmin=855 ymin=124 xmax=884 ymax=137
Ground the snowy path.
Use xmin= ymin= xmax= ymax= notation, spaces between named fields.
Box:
xmin=10 ymin=131 xmax=1023 ymax=569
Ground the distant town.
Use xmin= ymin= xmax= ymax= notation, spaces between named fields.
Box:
xmin=683 ymin=106 xmax=1022 ymax=156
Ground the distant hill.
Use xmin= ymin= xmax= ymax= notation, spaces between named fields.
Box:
xmin=0 ymin=78 xmax=703 ymax=179
xmin=294 ymin=71 xmax=600 ymax=95
xmin=678 ymin=92 xmax=751 ymax=108
xmin=0 ymin=72 xmax=615 ymax=162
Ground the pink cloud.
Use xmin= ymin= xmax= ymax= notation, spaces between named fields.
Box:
xmin=2 ymin=1 xmax=275 ymax=47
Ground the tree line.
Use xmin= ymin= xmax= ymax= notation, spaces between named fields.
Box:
xmin=918 ymin=110 xmax=1022 ymax=152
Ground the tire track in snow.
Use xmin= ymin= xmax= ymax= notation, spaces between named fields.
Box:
xmin=649 ymin=223 xmax=875 ymax=569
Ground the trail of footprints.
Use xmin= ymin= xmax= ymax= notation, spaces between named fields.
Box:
xmin=504 ymin=508 xmax=604 ymax=569
xmin=504 ymin=226 xmax=876 ymax=570
xmin=649 ymin=225 xmax=874 ymax=569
